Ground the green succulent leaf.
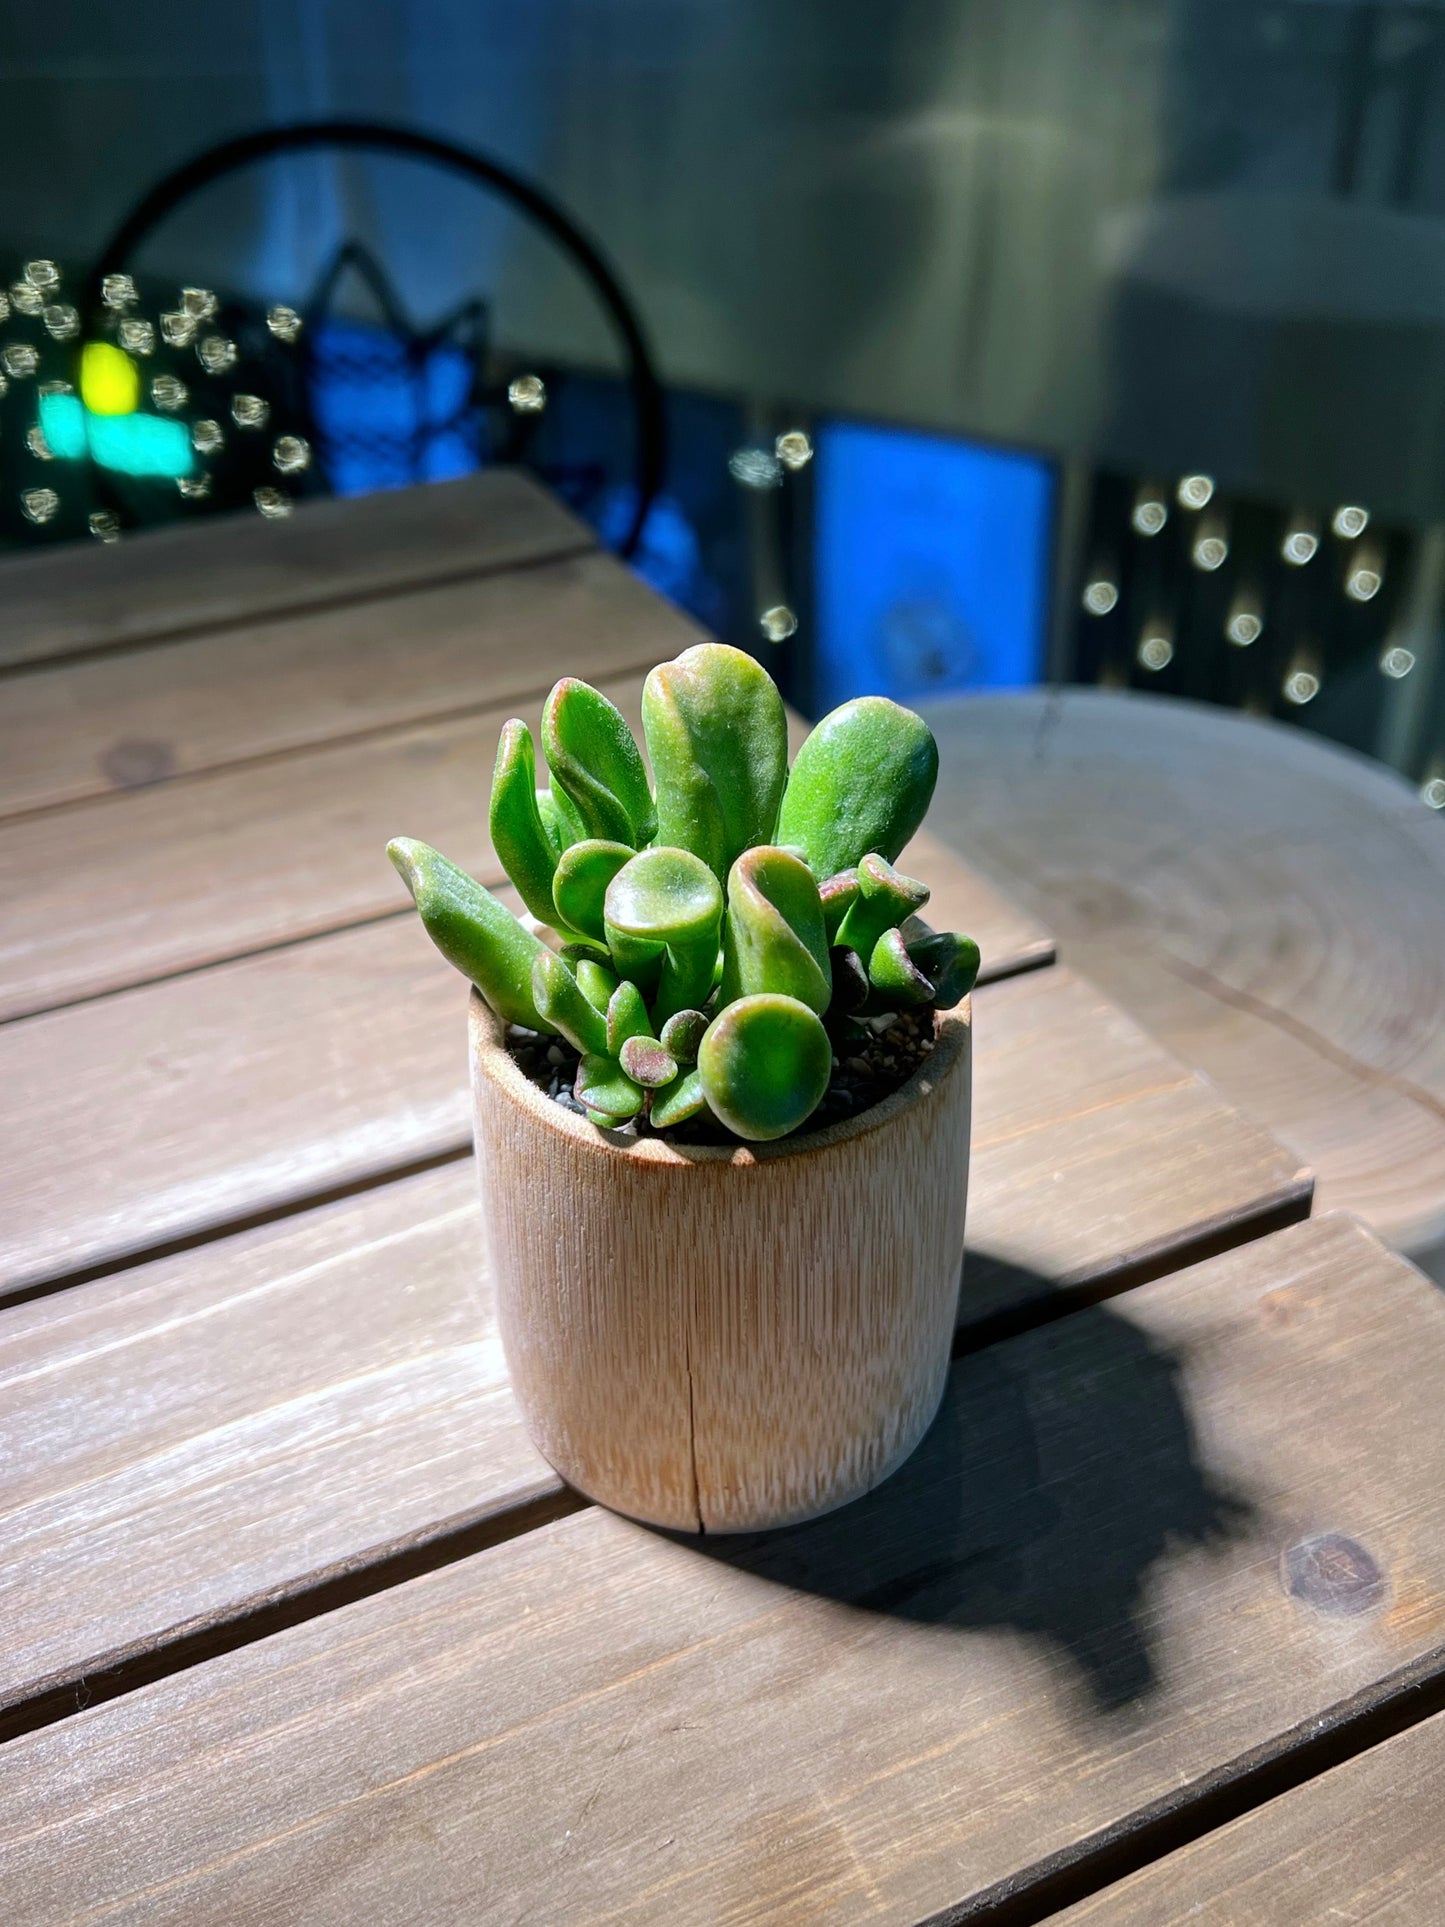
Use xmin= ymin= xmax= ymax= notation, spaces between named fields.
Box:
xmin=576 ymin=958 xmax=620 ymax=1014
xmin=537 ymin=786 xmax=585 ymax=858
xmin=658 ymin=1008 xmax=708 ymax=1063
xmin=649 ymin=1068 xmax=707 ymax=1129
xmin=552 ymin=838 xmax=633 ymax=945
xmin=531 ymin=949 xmax=608 ymax=1056
xmin=818 ymin=867 xmax=861 ymax=942
xmin=605 ymin=846 xmax=725 ymax=1024
xmin=387 ymin=837 xmax=553 ymax=1032
xmin=907 ymin=929 xmax=980 ymax=1008
xmin=619 ymin=1035 xmax=679 ymax=1089
xmin=835 ymin=854 xmax=931 ymax=961
xmin=867 ymin=927 xmax=935 ymax=1007
xmin=488 ymin=721 xmax=563 ymax=927
xmin=605 ymin=978 xmax=652 ymax=1057
xmin=575 ymin=1053 xmax=645 ymax=1121
xmin=643 ymin=642 xmax=789 ymax=881
xmin=718 ymin=845 xmax=831 ymax=1016
xmin=776 ymin=696 xmax=939 ymax=878
xmin=542 ymin=678 xmax=656 ymax=847
xmin=697 ymin=992 xmax=832 ymax=1142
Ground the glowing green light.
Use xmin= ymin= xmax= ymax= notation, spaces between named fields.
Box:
xmin=38 ymin=392 xmax=194 ymax=479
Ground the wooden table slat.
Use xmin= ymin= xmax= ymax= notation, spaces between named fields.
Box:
xmin=2 ymin=1215 xmax=1438 ymax=1927
xmin=1052 ymin=1706 xmax=1445 ymax=1924
xmin=0 ymin=468 xmax=591 ymax=672
xmin=0 ymin=1163 xmax=558 ymax=1734
xmin=0 ymin=945 xmax=1306 ymax=1301
xmin=923 ymin=689 xmax=1445 ymax=1256
xmin=0 ymin=549 xmax=691 ymax=821
xmin=0 ymin=967 xmax=1308 ymax=1722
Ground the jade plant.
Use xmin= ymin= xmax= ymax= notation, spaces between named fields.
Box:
xmin=388 ymin=642 xmax=978 ymax=1142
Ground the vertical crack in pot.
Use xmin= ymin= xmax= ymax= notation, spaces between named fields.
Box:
xmin=685 ymin=1305 xmax=704 ymax=1536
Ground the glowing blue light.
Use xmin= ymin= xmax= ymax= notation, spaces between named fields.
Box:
xmin=813 ymin=420 xmax=1055 ymax=713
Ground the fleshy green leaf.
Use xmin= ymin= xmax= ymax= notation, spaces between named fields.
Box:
xmin=818 ymin=868 xmax=861 ymax=942
xmin=659 ymin=1008 xmax=708 ymax=1063
xmin=605 ymin=846 xmax=724 ymax=1024
xmin=619 ymin=1035 xmax=679 ymax=1088
xmin=531 ymin=949 xmax=608 ymax=1056
xmin=542 ymin=678 xmax=655 ymax=847
xmin=650 ymin=1068 xmax=707 ymax=1129
xmin=697 ymin=992 xmax=832 ymax=1142
xmin=537 ymin=786 xmax=585 ymax=858
xmin=835 ymin=854 xmax=930 ymax=961
xmin=642 ymin=642 xmax=789 ymax=881
xmin=552 ymin=839 xmax=633 ymax=944
xmin=575 ymin=1054 xmax=645 ymax=1120
xmin=776 ymin=696 xmax=938 ymax=877
xmin=907 ymin=929 xmax=980 ymax=1008
xmin=867 ymin=927 xmax=935 ymax=1007
xmin=606 ymin=979 xmax=652 ymax=1057
xmin=387 ymin=837 xmax=553 ymax=1032
xmin=488 ymin=720 xmax=563 ymax=927
xmin=576 ymin=958 xmax=620 ymax=1014
xmin=718 ymin=846 xmax=831 ymax=1016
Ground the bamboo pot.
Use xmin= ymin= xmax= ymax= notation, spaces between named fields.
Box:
xmin=469 ymin=991 xmax=971 ymax=1533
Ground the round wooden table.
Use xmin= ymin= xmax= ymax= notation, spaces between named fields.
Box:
xmin=921 ymin=689 xmax=1445 ymax=1269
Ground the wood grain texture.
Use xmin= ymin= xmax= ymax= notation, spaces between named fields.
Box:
xmin=4 ymin=1215 xmax=1441 ymax=1927
xmin=0 ymin=549 xmax=687 ymax=820
xmin=0 ymin=906 xmax=1306 ymax=1334
xmin=471 ymin=996 xmax=971 ymax=1532
xmin=922 ymin=688 xmax=1445 ymax=1254
xmin=0 ymin=668 xmax=652 ymax=1023
xmin=0 ymin=975 xmax=1298 ymax=1719
xmin=1052 ymin=1708 xmax=1445 ymax=1925
xmin=0 ymin=468 xmax=590 ymax=671
xmin=0 ymin=1162 xmax=555 ymax=1729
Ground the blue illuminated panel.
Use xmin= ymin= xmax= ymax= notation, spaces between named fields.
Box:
xmin=813 ymin=420 xmax=1055 ymax=714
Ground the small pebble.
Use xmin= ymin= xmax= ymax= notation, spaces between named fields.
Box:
xmin=546 ymin=1044 xmax=566 ymax=1066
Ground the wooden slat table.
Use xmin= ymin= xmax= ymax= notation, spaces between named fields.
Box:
xmin=2 ymin=474 xmax=1441 ymax=1924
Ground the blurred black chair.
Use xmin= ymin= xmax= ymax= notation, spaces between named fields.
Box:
xmin=73 ymin=120 xmax=665 ymax=555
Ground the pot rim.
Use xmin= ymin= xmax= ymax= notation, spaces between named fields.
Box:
xmin=469 ymin=989 xmax=970 ymax=1170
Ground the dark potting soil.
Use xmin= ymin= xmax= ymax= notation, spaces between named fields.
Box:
xmin=504 ymin=1007 xmax=938 ymax=1148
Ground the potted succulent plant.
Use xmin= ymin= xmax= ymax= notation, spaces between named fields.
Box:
xmin=389 ymin=643 xmax=976 ymax=1533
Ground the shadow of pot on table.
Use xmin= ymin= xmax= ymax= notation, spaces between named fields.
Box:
xmin=674 ymin=1263 xmax=1254 ymax=1716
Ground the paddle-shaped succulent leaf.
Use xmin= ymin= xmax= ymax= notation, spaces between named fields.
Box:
xmin=697 ymin=993 xmax=832 ymax=1141
xmin=619 ymin=1035 xmax=679 ymax=1088
xmin=659 ymin=1008 xmax=707 ymax=1062
xmin=776 ymin=696 xmax=938 ymax=878
xmin=552 ymin=838 xmax=632 ymax=944
xmin=605 ymin=846 xmax=724 ymax=1024
xmin=719 ymin=846 xmax=831 ymax=1016
xmin=542 ymin=677 xmax=655 ymax=847
xmin=835 ymin=854 xmax=930 ymax=960
xmin=391 ymin=643 xmax=977 ymax=1143
xmin=489 ymin=721 xmax=564 ymax=927
xmin=531 ymin=949 xmax=608 ymax=1056
xmin=818 ymin=868 xmax=861 ymax=942
xmin=387 ymin=837 xmax=554 ymax=1032
xmin=643 ymin=643 xmax=788 ymax=881
xmin=536 ymin=786 xmax=584 ymax=857
xmin=649 ymin=1069 xmax=707 ymax=1129
xmin=575 ymin=1053 xmax=644 ymax=1122
xmin=901 ymin=929 xmax=980 ymax=1009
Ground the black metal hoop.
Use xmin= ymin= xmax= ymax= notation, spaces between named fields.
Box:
xmin=84 ymin=119 xmax=667 ymax=556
